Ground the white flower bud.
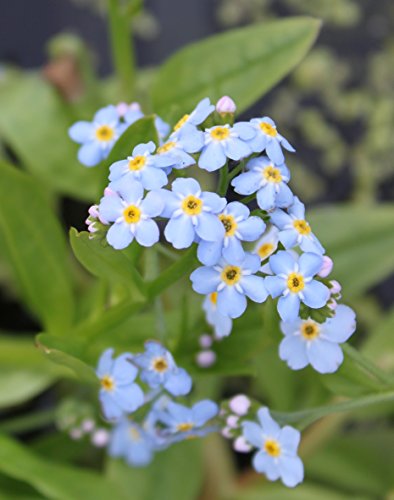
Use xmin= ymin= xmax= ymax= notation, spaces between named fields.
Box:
xmin=91 ymin=429 xmax=109 ymax=447
xmin=229 ymin=394 xmax=251 ymax=416
xmin=233 ymin=436 xmax=252 ymax=453
xmin=196 ymin=350 xmax=216 ymax=368
xmin=318 ymin=256 xmax=334 ymax=278
xmin=226 ymin=415 xmax=239 ymax=428
xmin=199 ymin=334 xmax=213 ymax=349
xmin=81 ymin=419 xmax=95 ymax=433
xmin=330 ymin=280 xmax=342 ymax=295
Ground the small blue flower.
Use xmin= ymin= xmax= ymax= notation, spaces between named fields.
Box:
xmin=279 ymin=304 xmax=356 ymax=373
xmin=157 ymin=399 xmax=219 ymax=441
xmin=172 ymin=97 xmax=215 ymax=133
xmin=133 ymin=341 xmax=192 ymax=396
xmin=109 ymin=419 xmax=156 ymax=467
xmin=232 ymin=156 xmax=293 ymax=211
xmin=253 ymin=225 xmax=280 ymax=263
xmin=247 ymin=117 xmax=295 ymax=165
xmin=203 ymin=293 xmax=233 ymax=338
xmin=191 ymin=253 xmax=268 ymax=319
xmin=123 ymin=103 xmax=144 ymax=125
xmin=270 ymin=197 xmax=324 ymax=255
xmin=109 ymin=141 xmax=174 ymax=190
xmin=99 ymin=179 xmax=163 ymax=250
xmin=69 ymin=105 xmax=123 ymax=167
xmin=198 ymin=123 xmax=254 ymax=172
xmin=96 ymin=348 xmax=144 ymax=421
xmin=160 ymin=178 xmax=226 ymax=249
xmin=242 ymin=408 xmax=304 ymax=488
xmin=156 ymin=124 xmax=204 ymax=170
xmin=197 ymin=201 xmax=266 ymax=265
xmin=265 ymin=251 xmax=330 ymax=322
xmin=155 ymin=116 xmax=171 ymax=142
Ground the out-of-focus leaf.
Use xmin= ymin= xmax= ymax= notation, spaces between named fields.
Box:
xmin=0 ymin=370 xmax=54 ymax=409
xmin=0 ymin=473 xmax=44 ymax=499
xmin=362 ymin=307 xmax=394 ymax=371
xmin=0 ymin=73 xmax=102 ymax=201
xmin=230 ymin=483 xmax=365 ymax=500
xmin=0 ymin=434 xmax=129 ymax=500
xmin=106 ymin=440 xmax=203 ymax=500
xmin=151 ymin=17 xmax=321 ymax=119
xmin=0 ymin=161 xmax=75 ymax=334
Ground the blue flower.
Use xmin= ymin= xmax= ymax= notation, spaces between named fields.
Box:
xmin=123 ymin=103 xmax=144 ymax=124
xmin=246 ymin=117 xmax=295 ymax=165
xmin=191 ymin=253 xmax=268 ymax=319
xmin=156 ymin=399 xmax=218 ymax=441
xmin=279 ymin=304 xmax=356 ymax=373
xmin=242 ymin=408 xmax=304 ymax=488
xmin=155 ymin=116 xmax=171 ymax=142
xmin=198 ymin=123 xmax=254 ymax=172
xmin=265 ymin=251 xmax=330 ymax=322
xmin=197 ymin=201 xmax=266 ymax=265
xmin=99 ymin=179 xmax=163 ymax=250
xmin=253 ymin=225 xmax=279 ymax=263
xmin=270 ymin=197 xmax=324 ymax=255
xmin=172 ymin=97 xmax=215 ymax=133
xmin=69 ymin=105 xmax=123 ymax=167
xmin=133 ymin=341 xmax=192 ymax=396
xmin=96 ymin=348 xmax=144 ymax=421
xmin=203 ymin=293 xmax=233 ymax=338
xmin=109 ymin=419 xmax=156 ymax=467
xmin=160 ymin=178 xmax=226 ymax=249
xmin=231 ymin=156 xmax=293 ymax=211
xmin=156 ymin=124 xmax=204 ymax=170
xmin=109 ymin=141 xmax=174 ymax=190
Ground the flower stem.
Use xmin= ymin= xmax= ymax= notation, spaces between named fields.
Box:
xmin=0 ymin=409 xmax=56 ymax=434
xmin=218 ymin=166 xmax=229 ymax=196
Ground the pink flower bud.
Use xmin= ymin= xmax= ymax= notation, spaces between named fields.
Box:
xmin=69 ymin=428 xmax=83 ymax=440
xmin=216 ymin=96 xmax=236 ymax=114
xmin=233 ymin=436 xmax=252 ymax=453
xmin=88 ymin=222 xmax=97 ymax=233
xmin=199 ymin=334 xmax=213 ymax=349
xmin=81 ymin=419 xmax=95 ymax=433
xmin=226 ymin=415 xmax=239 ymax=428
xmin=196 ymin=350 xmax=216 ymax=368
xmin=328 ymin=299 xmax=338 ymax=311
xmin=116 ymin=102 xmax=129 ymax=117
xmin=221 ymin=426 xmax=233 ymax=439
xmin=330 ymin=280 xmax=342 ymax=295
xmin=318 ymin=256 xmax=334 ymax=278
xmin=91 ymin=429 xmax=109 ymax=447
xmin=229 ymin=394 xmax=251 ymax=416
xmin=88 ymin=204 xmax=99 ymax=219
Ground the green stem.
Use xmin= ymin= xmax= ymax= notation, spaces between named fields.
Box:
xmin=228 ymin=162 xmax=244 ymax=181
xmin=0 ymin=409 xmax=56 ymax=434
xmin=343 ymin=344 xmax=394 ymax=387
xmin=218 ymin=166 xmax=229 ymax=196
xmin=107 ymin=0 xmax=135 ymax=100
xmin=240 ymin=193 xmax=256 ymax=205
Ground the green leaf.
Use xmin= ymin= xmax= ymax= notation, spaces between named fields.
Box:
xmin=0 ymin=369 xmax=55 ymax=409
xmin=0 ymin=434 xmax=129 ymax=500
xmin=362 ymin=307 xmax=394 ymax=371
xmin=0 ymin=161 xmax=75 ymax=333
xmin=0 ymin=73 xmax=102 ymax=201
xmin=151 ymin=17 xmax=321 ymax=118
xmin=230 ymin=483 xmax=363 ymax=500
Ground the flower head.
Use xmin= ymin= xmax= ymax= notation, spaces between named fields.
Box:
xmin=265 ymin=251 xmax=330 ymax=322
xmin=232 ymin=156 xmax=293 ymax=211
xmin=109 ymin=419 xmax=156 ymax=467
xmin=279 ymin=304 xmax=356 ymax=373
xmin=242 ymin=408 xmax=304 ymax=488
xmin=156 ymin=124 xmax=204 ymax=170
xmin=99 ymin=179 xmax=163 ymax=250
xmin=133 ymin=341 xmax=192 ymax=396
xmin=191 ymin=253 xmax=268 ymax=319
xmin=253 ymin=225 xmax=279 ymax=264
xmin=96 ymin=349 xmax=144 ymax=421
xmin=172 ymin=97 xmax=215 ymax=134
xmin=69 ymin=105 xmax=123 ymax=167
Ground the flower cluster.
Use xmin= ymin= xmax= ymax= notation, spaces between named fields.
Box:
xmin=95 ymin=341 xmax=218 ymax=466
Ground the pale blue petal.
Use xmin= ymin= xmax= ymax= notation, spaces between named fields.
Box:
xmin=99 ymin=195 xmax=123 ymax=222
xmin=192 ymin=400 xmax=218 ymax=426
xmin=300 ymin=235 xmax=325 ymax=255
xmin=223 ymin=137 xmax=250 ymax=161
xmin=298 ymin=252 xmax=323 ymax=277
xmin=323 ymin=305 xmax=356 ymax=343
xmin=96 ymin=348 xmax=114 ymax=377
xmin=264 ymin=276 xmax=287 ymax=298
xmin=190 ymin=266 xmax=221 ymax=294
xmin=302 ymin=280 xmax=329 ymax=309
xmin=140 ymin=166 xmax=168 ymax=190
xmin=113 ymin=353 xmax=138 ymax=384
xmin=95 ymin=105 xmax=118 ymax=124
xmin=242 ymin=421 xmax=263 ymax=448
xmin=237 ymin=217 xmax=266 ymax=241
xmin=253 ymin=452 xmax=280 ymax=481
xmin=109 ymin=159 xmax=129 ymax=181
xmin=278 ymin=228 xmax=298 ymax=249
xmin=266 ymin=139 xmax=284 ymax=164
xmin=177 ymin=125 xmax=204 ymax=152
xmin=196 ymin=213 xmax=225 ymax=242
xmin=200 ymin=192 xmax=227 ymax=213
xmin=158 ymin=189 xmax=179 ymax=218
xmin=308 ymin=339 xmax=344 ymax=374
xmin=269 ymin=251 xmax=296 ymax=275
xmin=280 ymin=136 xmax=296 ymax=153
xmin=280 ymin=318 xmax=302 ymax=336
xmin=100 ymin=391 xmax=123 ymax=420
xmin=242 ymin=253 xmax=261 ymax=273
xmin=133 ymin=141 xmax=155 ymax=156
xmin=115 ymin=383 xmax=144 ymax=413
xmin=289 ymin=197 xmax=305 ymax=219
xmin=223 ymin=238 xmax=244 ymax=264
xmin=69 ymin=121 xmax=93 ymax=143
xmin=164 ymin=216 xmax=195 ymax=249
xmin=172 ymin=177 xmax=201 ymax=196
xmin=217 ymin=286 xmax=247 ymax=319
xmin=232 ymin=170 xmax=262 ymax=195
xmin=198 ymin=240 xmax=223 ymax=266
xmin=135 ymin=219 xmax=160 ymax=247
xmin=279 ymin=336 xmax=309 ymax=370
xmin=257 ymin=408 xmax=281 ymax=437
xmin=226 ymin=201 xmax=250 ymax=219
xmin=78 ymin=142 xmax=104 ymax=167
xmin=141 ymin=191 xmax=164 ymax=217
xmin=278 ymin=293 xmax=301 ymax=321
xmin=276 ymin=183 xmax=294 ymax=208
xmin=164 ymin=368 xmax=192 ymax=396
xmin=198 ymin=143 xmax=226 ymax=172
xmin=233 ymin=122 xmax=256 ymax=140
xmin=280 ymin=426 xmax=301 ymax=454
xmin=256 ymin=184 xmax=276 ymax=211
xmin=278 ymin=456 xmax=304 ymax=488
xmin=190 ymin=98 xmax=215 ymax=125
xmin=126 ymin=440 xmax=154 ymax=467
xmin=115 ymin=178 xmax=144 ymax=204
xmin=241 ymin=275 xmax=268 ymax=303
xmin=107 ymin=223 xmax=134 ymax=250
xmin=269 ymin=209 xmax=292 ymax=228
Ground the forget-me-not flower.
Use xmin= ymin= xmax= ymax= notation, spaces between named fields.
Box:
xmin=109 ymin=419 xmax=156 ymax=466
xmin=96 ymin=348 xmax=144 ymax=421
xmin=191 ymin=253 xmax=268 ymax=319
xmin=133 ymin=341 xmax=192 ymax=396
xmin=279 ymin=304 xmax=356 ymax=373
xmin=253 ymin=225 xmax=279 ymax=263
xmin=172 ymin=97 xmax=215 ymax=133
xmin=156 ymin=124 xmax=204 ymax=170
xmin=198 ymin=123 xmax=254 ymax=172
xmin=109 ymin=141 xmax=174 ymax=190
xmin=265 ymin=251 xmax=330 ymax=322
xmin=203 ymin=292 xmax=233 ymax=338
xmin=270 ymin=197 xmax=324 ymax=255
xmin=197 ymin=201 xmax=266 ymax=265
xmin=246 ymin=116 xmax=295 ymax=165
xmin=232 ymin=156 xmax=293 ymax=211
xmin=99 ymin=179 xmax=163 ymax=250
xmin=242 ymin=408 xmax=304 ymax=488
xmin=160 ymin=178 xmax=226 ymax=249
xmin=69 ymin=105 xmax=123 ymax=167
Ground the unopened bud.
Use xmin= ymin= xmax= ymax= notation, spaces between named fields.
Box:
xmin=330 ymin=280 xmax=342 ymax=295
xmin=328 ymin=299 xmax=338 ymax=311
xmin=233 ymin=436 xmax=252 ymax=453
xmin=116 ymin=102 xmax=129 ymax=117
xmin=199 ymin=334 xmax=213 ymax=349
xmin=196 ymin=350 xmax=216 ymax=368
xmin=226 ymin=415 xmax=239 ymax=428
xmin=229 ymin=394 xmax=251 ymax=416
xmin=221 ymin=426 xmax=233 ymax=439
xmin=88 ymin=204 xmax=99 ymax=219
xmin=81 ymin=419 xmax=95 ymax=433
xmin=69 ymin=428 xmax=83 ymax=440
xmin=216 ymin=96 xmax=236 ymax=115
xmin=318 ymin=256 xmax=333 ymax=278
xmin=91 ymin=428 xmax=109 ymax=447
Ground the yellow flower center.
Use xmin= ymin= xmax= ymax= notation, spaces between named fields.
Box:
xmin=177 ymin=422 xmax=194 ymax=432
xmin=264 ymin=439 xmax=281 ymax=457
xmin=95 ymin=125 xmax=114 ymax=142
xmin=174 ymin=114 xmax=190 ymax=131
xmin=157 ymin=141 xmax=176 ymax=154
xmin=100 ymin=375 xmax=115 ymax=392
xmin=152 ymin=357 xmax=168 ymax=373
xmin=129 ymin=427 xmax=140 ymax=441
xmin=221 ymin=265 xmax=241 ymax=286
xmin=128 ymin=155 xmax=146 ymax=171
xmin=210 ymin=126 xmax=230 ymax=141
xmin=210 ymin=292 xmax=218 ymax=305
xmin=258 ymin=243 xmax=274 ymax=259
xmin=259 ymin=122 xmax=278 ymax=137
xmin=182 ymin=195 xmax=203 ymax=216
xmin=293 ymin=219 xmax=311 ymax=235
xmin=287 ymin=272 xmax=305 ymax=293
xmin=301 ymin=321 xmax=320 ymax=340
xmin=263 ymin=165 xmax=282 ymax=183
xmin=123 ymin=205 xmax=141 ymax=224
xmin=219 ymin=214 xmax=237 ymax=236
